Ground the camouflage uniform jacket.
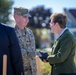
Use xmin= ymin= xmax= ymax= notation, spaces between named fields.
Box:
xmin=15 ymin=26 xmax=37 ymax=75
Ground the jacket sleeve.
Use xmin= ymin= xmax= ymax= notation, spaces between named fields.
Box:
xmin=8 ymin=28 xmax=24 ymax=75
xmin=47 ymin=36 xmax=73 ymax=64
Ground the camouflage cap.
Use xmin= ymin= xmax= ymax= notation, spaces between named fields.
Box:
xmin=14 ymin=7 xmax=31 ymax=17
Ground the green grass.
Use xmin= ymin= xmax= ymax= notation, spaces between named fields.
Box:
xmin=40 ymin=58 xmax=51 ymax=75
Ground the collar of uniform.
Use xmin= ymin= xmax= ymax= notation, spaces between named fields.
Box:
xmin=15 ymin=25 xmax=26 ymax=34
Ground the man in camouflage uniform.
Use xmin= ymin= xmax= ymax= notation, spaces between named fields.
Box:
xmin=14 ymin=7 xmax=37 ymax=75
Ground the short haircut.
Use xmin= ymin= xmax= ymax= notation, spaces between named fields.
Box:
xmin=50 ymin=13 xmax=68 ymax=28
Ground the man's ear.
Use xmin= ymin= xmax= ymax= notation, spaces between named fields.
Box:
xmin=56 ymin=22 xmax=59 ymax=25
xmin=55 ymin=23 xmax=60 ymax=30
xmin=56 ymin=22 xmax=60 ymax=27
xmin=14 ymin=15 xmax=18 ymax=20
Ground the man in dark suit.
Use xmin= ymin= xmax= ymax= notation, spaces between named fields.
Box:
xmin=40 ymin=13 xmax=76 ymax=75
xmin=0 ymin=23 xmax=24 ymax=75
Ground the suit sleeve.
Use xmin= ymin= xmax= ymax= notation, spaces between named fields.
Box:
xmin=9 ymin=28 xmax=24 ymax=75
xmin=47 ymin=36 xmax=73 ymax=64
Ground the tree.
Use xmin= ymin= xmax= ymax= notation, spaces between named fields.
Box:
xmin=0 ymin=0 xmax=14 ymax=23
xmin=27 ymin=6 xmax=52 ymax=48
xmin=28 ymin=5 xmax=52 ymax=29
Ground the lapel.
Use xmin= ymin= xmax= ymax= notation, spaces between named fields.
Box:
xmin=51 ymin=29 xmax=69 ymax=54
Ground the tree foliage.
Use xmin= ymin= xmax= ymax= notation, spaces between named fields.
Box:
xmin=0 ymin=0 xmax=14 ymax=23
xmin=27 ymin=6 xmax=52 ymax=48
xmin=28 ymin=5 xmax=52 ymax=29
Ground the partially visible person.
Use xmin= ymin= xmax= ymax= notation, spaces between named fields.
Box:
xmin=0 ymin=23 xmax=24 ymax=75
xmin=39 ymin=13 xmax=76 ymax=75
xmin=14 ymin=7 xmax=37 ymax=75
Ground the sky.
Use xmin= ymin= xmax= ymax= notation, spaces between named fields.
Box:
xmin=12 ymin=0 xmax=76 ymax=13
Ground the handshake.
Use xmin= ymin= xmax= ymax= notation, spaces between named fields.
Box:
xmin=38 ymin=51 xmax=48 ymax=62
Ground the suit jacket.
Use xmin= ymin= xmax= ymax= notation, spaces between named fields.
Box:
xmin=47 ymin=29 xmax=76 ymax=75
xmin=0 ymin=23 xmax=24 ymax=75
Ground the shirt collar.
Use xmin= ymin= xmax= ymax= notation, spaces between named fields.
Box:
xmin=56 ymin=27 xmax=68 ymax=40
xmin=59 ymin=27 xmax=68 ymax=37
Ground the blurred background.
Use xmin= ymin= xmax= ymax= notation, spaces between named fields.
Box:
xmin=0 ymin=0 xmax=76 ymax=74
